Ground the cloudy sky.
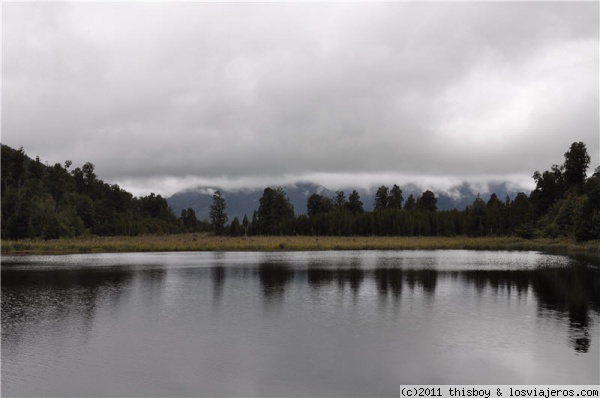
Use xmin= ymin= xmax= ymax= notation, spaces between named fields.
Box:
xmin=3 ymin=2 xmax=599 ymax=197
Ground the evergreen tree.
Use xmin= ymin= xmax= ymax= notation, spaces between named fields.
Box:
xmin=563 ymin=142 xmax=590 ymax=189
xmin=209 ymin=190 xmax=228 ymax=233
xmin=307 ymin=193 xmax=334 ymax=216
xmin=417 ymin=190 xmax=437 ymax=212
xmin=467 ymin=194 xmax=486 ymax=236
xmin=530 ymin=165 xmax=564 ymax=217
xmin=510 ymin=192 xmax=532 ymax=238
xmin=388 ymin=184 xmax=403 ymax=209
xmin=346 ymin=190 xmax=364 ymax=214
xmin=229 ymin=216 xmax=242 ymax=237
xmin=9 ymin=147 xmax=27 ymax=194
xmin=242 ymin=214 xmax=249 ymax=236
xmin=334 ymin=191 xmax=347 ymax=211
xmin=256 ymin=187 xmax=294 ymax=235
xmin=485 ymin=193 xmax=504 ymax=235
xmin=404 ymin=194 xmax=416 ymax=211
xmin=180 ymin=208 xmax=198 ymax=230
xmin=374 ymin=185 xmax=389 ymax=210
xmin=46 ymin=163 xmax=72 ymax=211
xmin=576 ymin=171 xmax=600 ymax=240
xmin=28 ymin=156 xmax=45 ymax=180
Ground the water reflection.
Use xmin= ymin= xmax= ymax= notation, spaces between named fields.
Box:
xmin=1 ymin=268 xmax=134 ymax=350
xmin=3 ymin=258 xmax=598 ymax=357
xmin=257 ymin=262 xmax=294 ymax=306
xmin=455 ymin=266 xmax=599 ymax=353
xmin=1 ymin=252 xmax=598 ymax=397
xmin=338 ymin=266 xmax=365 ymax=299
xmin=405 ymin=269 xmax=438 ymax=295
xmin=211 ymin=265 xmax=226 ymax=306
xmin=252 ymin=262 xmax=598 ymax=354
xmin=530 ymin=266 xmax=598 ymax=354
xmin=307 ymin=266 xmax=337 ymax=287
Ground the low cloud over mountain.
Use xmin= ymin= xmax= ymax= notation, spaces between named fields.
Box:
xmin=167 ymin=181 xmax=525 ymax=221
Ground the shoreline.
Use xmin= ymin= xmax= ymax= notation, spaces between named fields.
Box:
xmin=2 ymin=234 xmax=600 ymax=259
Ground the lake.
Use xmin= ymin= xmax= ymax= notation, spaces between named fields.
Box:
xmin=2 ymin=250 xmax=599 ymax=397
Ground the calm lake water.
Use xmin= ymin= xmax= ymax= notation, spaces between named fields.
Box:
xmin=2 ymin=250 xmax=599 ymax=397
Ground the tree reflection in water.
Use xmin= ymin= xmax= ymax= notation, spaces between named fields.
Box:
xmin=257 ymin=262 xmax=294 ymax=307
xmin=253 ymin=261 xmax=598 ymax=354
xmin=1 ymin=267 xmax=135 ymax=349
xmin=457 ymin=265 xmax=599 ymax=354
xmin=2 ymin=255 xmax=596 ymax=359
xmin=211 ymin=265 xmax=226 ymax=306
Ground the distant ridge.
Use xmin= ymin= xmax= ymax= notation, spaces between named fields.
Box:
xmin=167 ymin=183 xmax=333 ymax=221
xmin=166 ymin=181 xmax=522 ymax=221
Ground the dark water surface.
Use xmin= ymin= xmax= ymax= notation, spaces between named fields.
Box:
xmin=2 ymin=251 xmax=599 ymax=397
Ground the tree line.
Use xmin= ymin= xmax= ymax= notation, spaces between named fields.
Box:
xmin=2 ymin=142 xmax=598 ymax=241
xmin=211 ymin=141 xmax=598 ymax=241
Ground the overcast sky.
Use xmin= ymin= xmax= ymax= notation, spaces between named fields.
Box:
xmin=3 ymin=2 xmax=599 ymax=197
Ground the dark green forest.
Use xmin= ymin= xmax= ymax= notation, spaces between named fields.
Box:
xmin=2 ymin=142 xmax=599 ymax=241
xmin=1 ymin=145 xmax=204 ymax=239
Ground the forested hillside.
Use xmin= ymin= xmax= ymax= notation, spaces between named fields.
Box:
xmin=2 ymin=142 xmax=598 ymax=241
xmin=1 ymin=145 xmax=191 ymax=239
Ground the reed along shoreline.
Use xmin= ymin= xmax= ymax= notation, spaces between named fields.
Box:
xmin=2 ymin=234 xmax=600 ymax=259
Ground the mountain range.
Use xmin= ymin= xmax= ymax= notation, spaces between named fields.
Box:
xmin=166 ymin=182 xmax=527 ymax=222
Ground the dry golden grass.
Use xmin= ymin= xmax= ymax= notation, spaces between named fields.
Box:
xmin=2 ymin=234 xmax=599 ymax=257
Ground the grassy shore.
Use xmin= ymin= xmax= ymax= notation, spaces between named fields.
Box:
xmin=2 ymin=234 xmax=600 ymax=258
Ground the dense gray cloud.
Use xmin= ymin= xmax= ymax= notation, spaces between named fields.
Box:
xmin=3 ymin=2 xmax=598 ymax=197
